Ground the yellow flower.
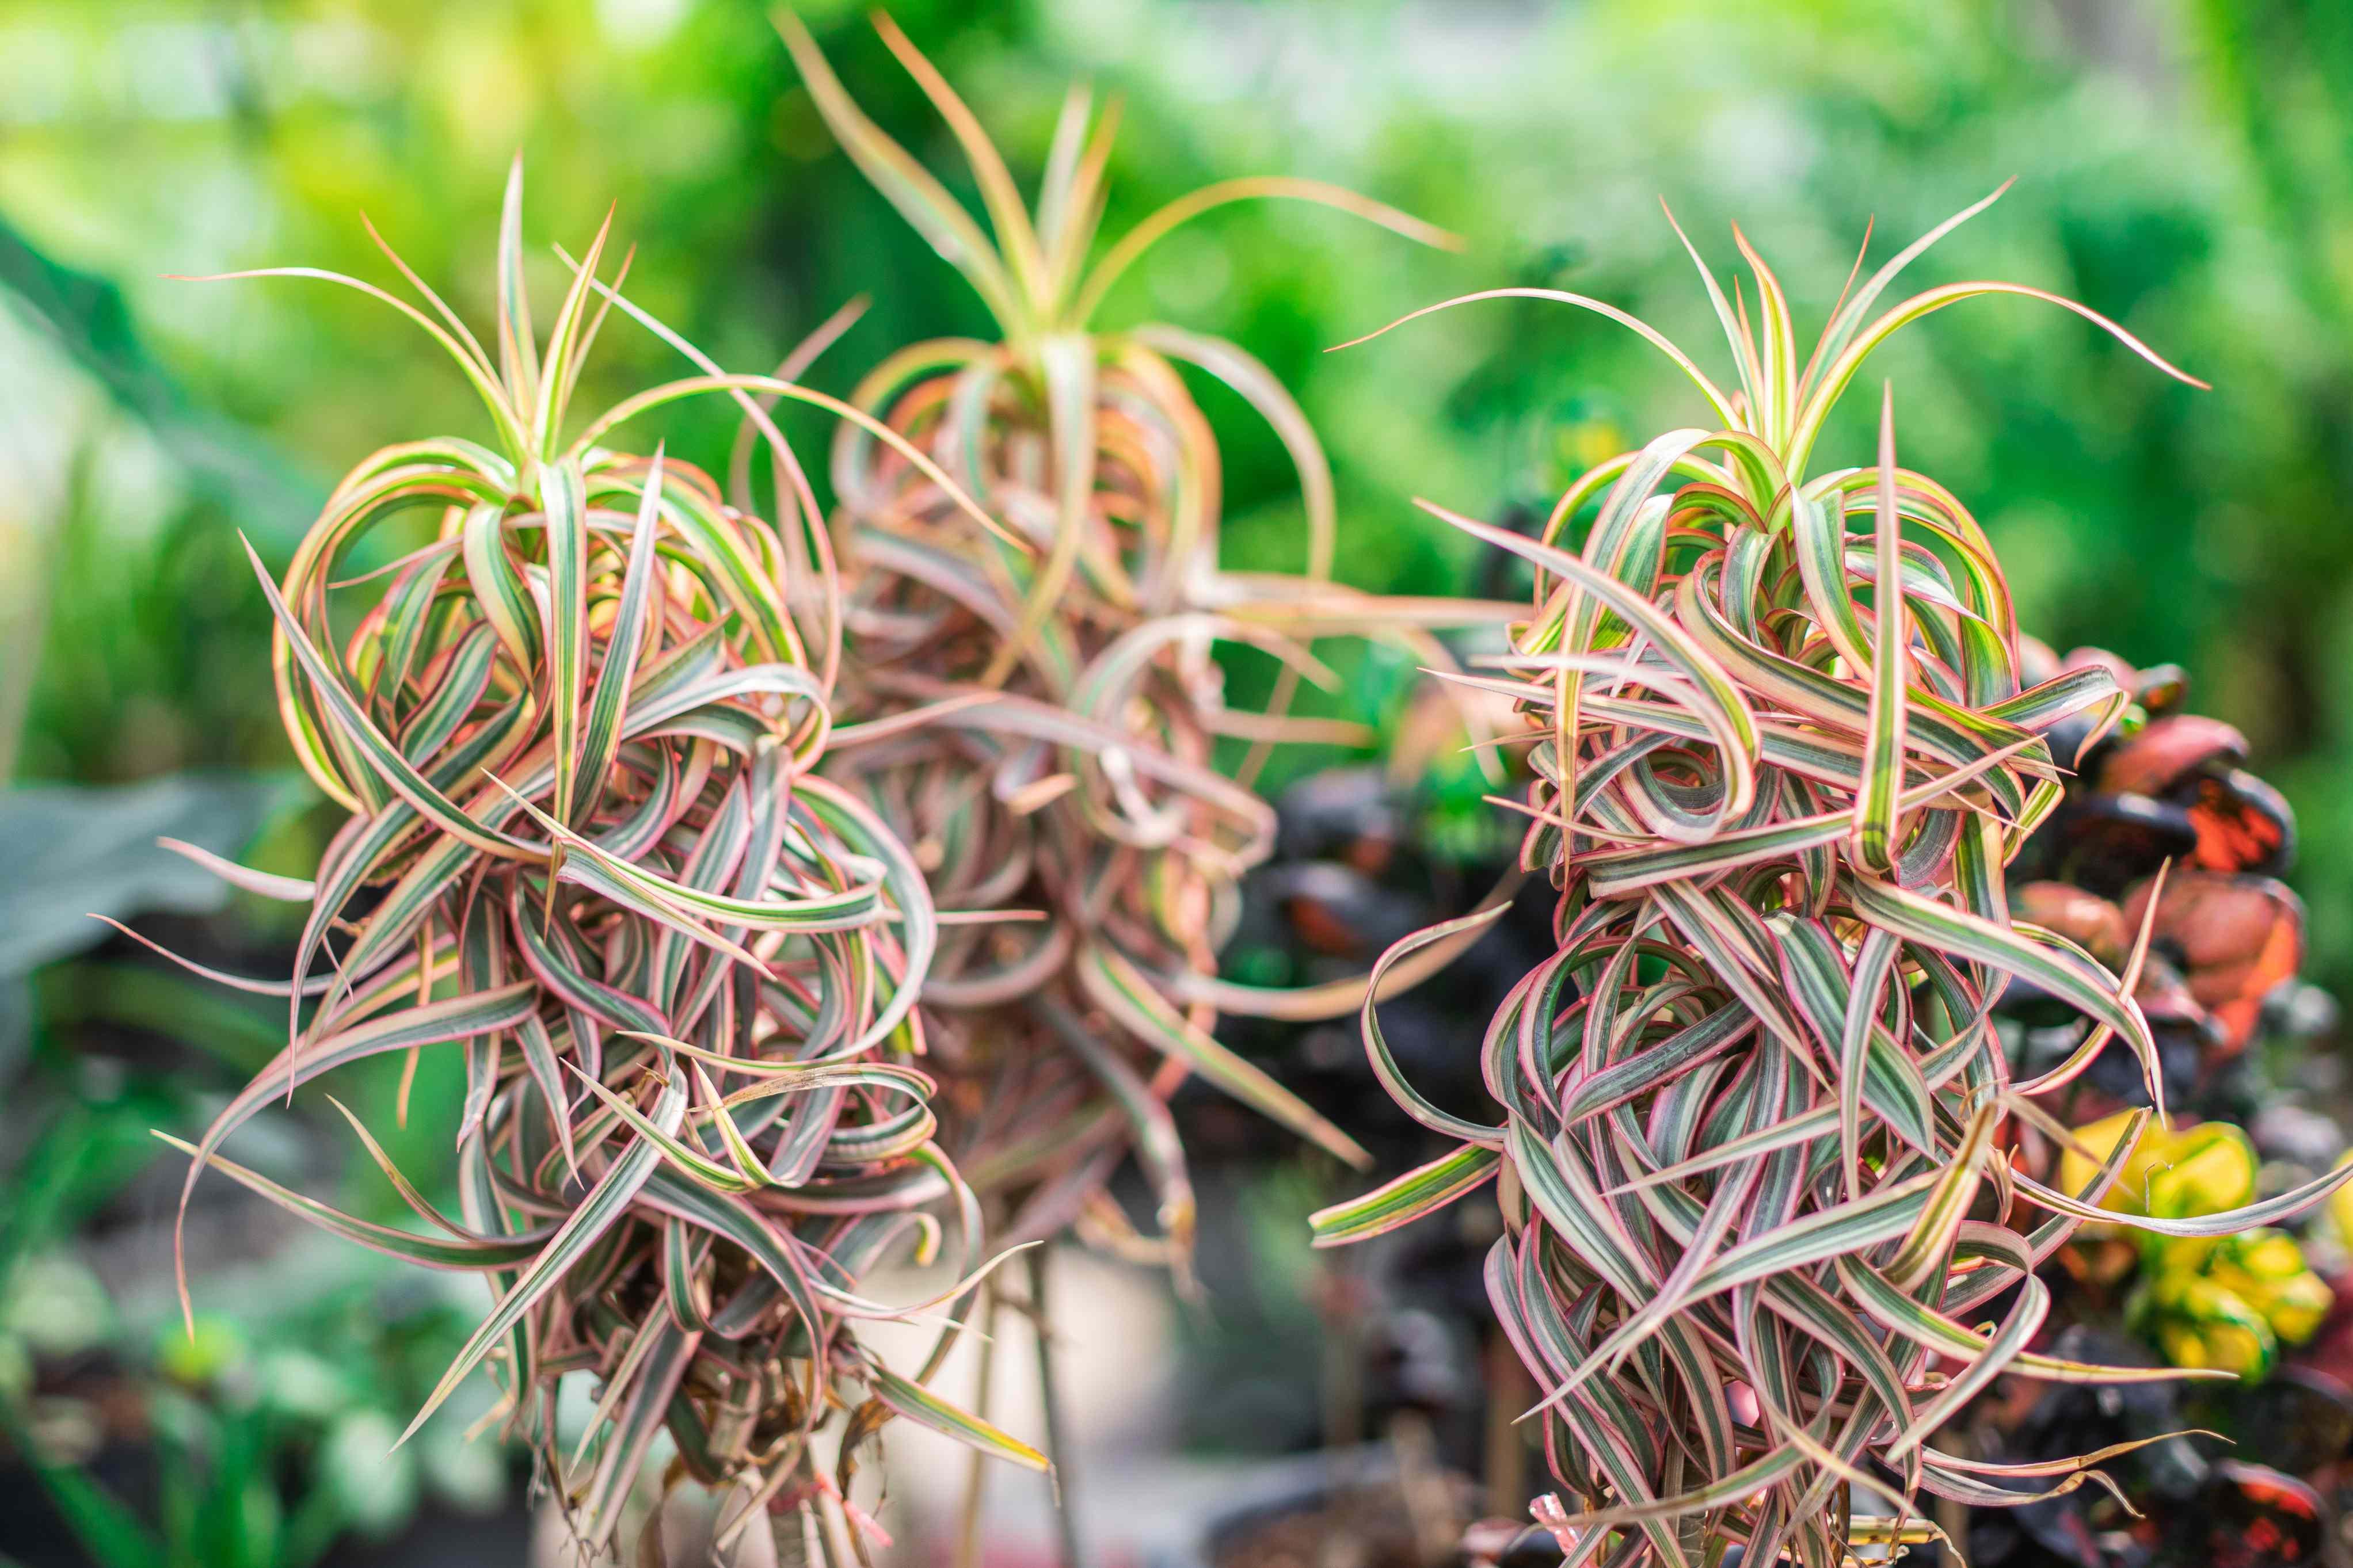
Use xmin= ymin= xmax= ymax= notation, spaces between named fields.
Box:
xmin=2215 ymin=1228 xmax=2311 ymax=1285
xmin=2153 ymin=1316 xmax=2272 ymax=1377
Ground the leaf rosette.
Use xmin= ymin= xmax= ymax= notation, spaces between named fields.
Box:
xmin=1315 ymin=195 xmax=2353 ymax=1566
xmin=146 ymin=165 xmax=1042 ymax=1551
xmin=773 ymin=12 xmax=1509 ymax=1262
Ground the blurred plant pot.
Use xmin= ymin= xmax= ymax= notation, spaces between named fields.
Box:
xmin=1151 ymin=1440 xmax=1543 ymax=1568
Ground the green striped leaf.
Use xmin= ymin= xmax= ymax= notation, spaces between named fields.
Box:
xmin=1847 ymin=872 xmax=2161 ymax=1113
xmin=1422 ymin=499 xmax=1760 ymax=822
xmin=241 ymin=535 xmax=542 ymax=864
xmin=1311 ymin=1143 xmax=1501 ymax=1248
xmin=394 ymin=1068 xmax=685 ymax=1447
xmin=1080 ymin=943 xmax=1371 ymax=1170
xmin=573 ymin=449 xmax=664 ymax=819
xmin=866 ymin=1364 xmax=1050 ymax=1474
xmin=542 ymin=455 xmax=590 ymax=835
xmin=156 ymin=1134 xmax=547 ymax=1270
xmin=1855 ymin=386 xmax=1909 ymax=872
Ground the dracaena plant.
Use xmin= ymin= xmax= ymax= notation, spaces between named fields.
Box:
xmin=772 ymin=10 xmax=1501 ymax=1261
xmin=134 ymin=164 xmax=1045 ymax=1556
xmin=1309 ymin=192 xmax=2353 ymax=1566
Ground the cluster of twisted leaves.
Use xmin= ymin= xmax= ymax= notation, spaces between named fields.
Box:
xmin=135 ymin=16 xmax=1511 ymax=1548
xmin=776 ymin=13 xmax=1511 ymax=1264
xmin=1311 ymin=196 xmax=2353 ymax=1566
xmin=137 ymin=165 xmax=1057 ymax=1554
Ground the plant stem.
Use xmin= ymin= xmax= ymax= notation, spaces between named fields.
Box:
xmin=1028 ymin=1245 xmax=1087 ymax=1568
xmin=1484 ymin=1330 xmax=1531 ymax=1520
xmin=1319 ymin=1252 xmax=1364 ymax=1450
xmin=815 ymin=1485 xmax=864 ymax=1568
xmin=953 ymin=1281 xmax=1000 ymax=1568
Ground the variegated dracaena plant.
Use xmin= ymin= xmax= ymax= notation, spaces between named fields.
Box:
xmin=1309 ymin=192 xmax=2353 ymax=1566
xmin=134 ymin=164 xmax=1045 ymax=1555
xmin=772 ymin=10 xmax=1513 ymax=1266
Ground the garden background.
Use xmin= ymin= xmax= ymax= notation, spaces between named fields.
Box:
xmin=6 ymin=1 xmax=2352 ymax=1563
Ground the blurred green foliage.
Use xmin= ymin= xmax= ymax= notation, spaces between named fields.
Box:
xmin=0 ymin=936 xmax=497 ymax=1565
xmin=10 ymin=0 xmax=2353 ymax=1552
xmin=6 ymin=0 xmax=2353 ymax=1127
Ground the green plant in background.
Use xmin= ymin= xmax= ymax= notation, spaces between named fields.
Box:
xmin=1310 ymin=199 xmax=2353 ymax=1564
xmin=775 ymin=10 xmax=1511 ymax=1266
xmin=0 ymin=774 xmax=302 ymax=1065
xmin=0 ymin=832 xmax=501 ymax=1568
xmin=14 ymin=0 xmax=2353 ymax=1026
xmin=0 ymin=215 xmax=321 ymax=788
xmin=147 ymin=164 xmax=1049 ymax=1555
xmin=2139 ymin=1230 xmax=2332 ymax=1378
xmin=7 ymin=1272 xmax=509 ymax=1568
